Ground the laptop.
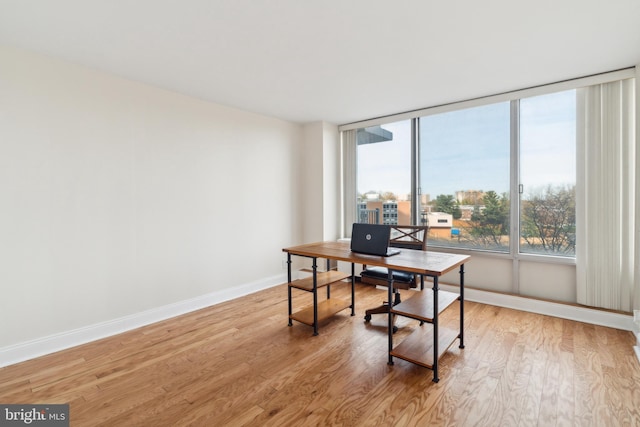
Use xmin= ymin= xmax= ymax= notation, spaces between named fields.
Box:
xmin=350 ymin=223 xmax=401 ymax=257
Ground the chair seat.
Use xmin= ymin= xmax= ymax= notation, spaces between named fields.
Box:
xmin=360 ymin=266 xmax=415 ymax=283
xmin=361 ymin=225 xmax=428 ymax=325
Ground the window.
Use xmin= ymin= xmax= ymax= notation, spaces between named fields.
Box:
xmin=419 ymin=102 xmax=511 ymax=252
xmin=347 ymin=73 xmax=632 ymax=261
xmin=356 ymin=120 xmax=411 ymax=225
xmin=519 ymin=90 xmax=576 ymax=256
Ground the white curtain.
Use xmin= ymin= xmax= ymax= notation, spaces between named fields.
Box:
xmin=576 ymin=78 xmax=636 ymax=311
xmin=341 ymin=129 xmax=357 ymax=238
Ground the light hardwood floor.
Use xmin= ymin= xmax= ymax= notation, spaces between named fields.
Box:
xmin=1 ymin=282 xmax=639 ymax=426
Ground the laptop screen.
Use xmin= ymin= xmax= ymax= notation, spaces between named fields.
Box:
xmin=350 ymin=223 xmax=400 ymax=257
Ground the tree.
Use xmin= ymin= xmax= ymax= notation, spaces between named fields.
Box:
xmin=521 ymin=185 xmax=575 ymax=254
xmin=380 ymin=191 xmax=397 ymax=201
xmin=433 ymin=194 xmax=462 ymax=219
xmin=467 ymin=191 xmax=509 ymax=248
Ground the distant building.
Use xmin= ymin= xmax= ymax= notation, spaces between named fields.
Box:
xmin=357 ymin=200 xmax=411 ymax=225
xmin=459 ymin=205 xmax=475 ymax=221
xmin=456 ymin=190 xmax=485 ymax=205
xmin=427 ymin=212 xmax=453 ymax=228
xmin=426 ymin=212 xmax=453 ymax=239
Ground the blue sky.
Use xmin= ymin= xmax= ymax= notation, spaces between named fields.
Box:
xmin=357 ymin=90 xmax=576 ymax=199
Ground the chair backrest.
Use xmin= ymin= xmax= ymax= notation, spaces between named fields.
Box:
xmin=389 ymin=225 xmax=428 ymax=251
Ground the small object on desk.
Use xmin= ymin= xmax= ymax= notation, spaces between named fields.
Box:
xmin=350 ymin=223 xmax=401 ymax=257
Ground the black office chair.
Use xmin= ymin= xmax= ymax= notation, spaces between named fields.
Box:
xmin=361 ymin=225 xmax=428 ymax=323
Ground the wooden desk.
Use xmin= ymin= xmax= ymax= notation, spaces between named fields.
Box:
xmin=283 ymin=241 xmax=470 ymax=382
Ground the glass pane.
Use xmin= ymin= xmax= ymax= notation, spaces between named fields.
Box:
xmin=419 ymin=102 xmax=511 ymax=251
xmin=519 ymin=90 xmax=576 ymax=256
xmin=356 ymin=120 xmax=411 ymax=225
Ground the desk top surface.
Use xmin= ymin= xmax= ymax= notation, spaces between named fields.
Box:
xmin=283 ymin=241 xmax=469 ymax=276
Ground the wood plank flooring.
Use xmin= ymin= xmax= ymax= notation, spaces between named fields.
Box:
xmin=1 ymin=282 xmax=639 ymax=426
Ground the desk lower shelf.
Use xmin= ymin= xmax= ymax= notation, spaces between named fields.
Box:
xmin=289 ymin=298 xmax=352 ymax=326
xmin=390 ymin=325 xmax=459 ymax=369
xmin=390 ymin=289 xmax=459 ymax=322
xmin=288 ymin=270 xmax=353 ymax=333
xmin=389 ymin=288 xmax=461 ymax=378
xmin=288 ymin=271 xmax=351 ymax=291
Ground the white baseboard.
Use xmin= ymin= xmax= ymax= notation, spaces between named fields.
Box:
xmin=2 ymin=274 xmax=636 ymax=368
xmin=440 ymin=284 xmax=635 ymax=332
xmin=0 ymin=273 xmax=287 ymax=368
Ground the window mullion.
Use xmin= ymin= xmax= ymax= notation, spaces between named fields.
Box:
xmin=510 ymin=100 xmax=521 ymax=293
xmin=411 ymin=118 xmax=419 ymax=225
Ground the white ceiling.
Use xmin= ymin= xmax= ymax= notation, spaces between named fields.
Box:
xmin=1 ymin=0 xmax=639 ymax=125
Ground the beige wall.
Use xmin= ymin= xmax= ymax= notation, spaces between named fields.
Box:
xmin=301 ymin=121 xmax=340 ymax=243
xmin=0 ymin=45 xmax=307 ymax=352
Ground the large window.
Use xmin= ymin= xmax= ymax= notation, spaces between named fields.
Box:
xmin=352 ymin=89 xmax=578 ymax=258
xmin=344 ymin=72 xmax=636 ymax=308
